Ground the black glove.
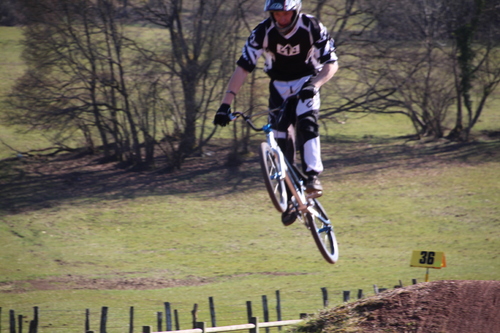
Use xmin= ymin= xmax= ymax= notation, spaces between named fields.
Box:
xmin=213 ymin=103 xmax=232 ymax=126
xmin=298 ymin=81 xmax=319 ymax=101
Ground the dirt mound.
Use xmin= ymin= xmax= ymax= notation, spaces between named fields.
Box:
xmin=298 ymin=280 xmax=500 ymax=333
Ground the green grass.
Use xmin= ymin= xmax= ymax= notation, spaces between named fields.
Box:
xmin=1 ymin=26 xmax=499 ymax=333
xmin=1 ymin=151 xmax=499 ymax=332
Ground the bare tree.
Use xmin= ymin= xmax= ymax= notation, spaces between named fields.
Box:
xmin=445 ymin=0 xmax=500 ymax=141
xmin=133 ymin=0 xmax=256 ymax=168
xmin=5 ymin=0 xmax=167 ymax=166
xmin=316 ymin=0 xmax=500 ymax=141
xmin=0 ymin=0 xmax=24 ymax=26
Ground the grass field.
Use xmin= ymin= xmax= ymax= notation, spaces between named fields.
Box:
xmin=1 ymin=27 xmax=499 ymax=333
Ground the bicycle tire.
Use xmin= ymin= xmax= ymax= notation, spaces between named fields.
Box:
xmin=306 ymin=199 xmax=339 ymax=264
xmin=259 ymin=142 xmax=288 ymax=213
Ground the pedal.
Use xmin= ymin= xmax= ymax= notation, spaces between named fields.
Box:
xmin=306 ymin=191 xmax=323 ymax=199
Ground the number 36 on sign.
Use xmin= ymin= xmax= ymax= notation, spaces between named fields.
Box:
xmin=410 ymin=250 xmax=447 ymax=269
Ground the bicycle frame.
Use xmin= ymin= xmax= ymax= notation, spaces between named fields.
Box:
xmin=234 ymin=112 xmax=325 ymax=217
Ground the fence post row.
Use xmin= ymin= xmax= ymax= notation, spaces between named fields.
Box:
xmin=3 ymin=280 xmax=419 ymax=333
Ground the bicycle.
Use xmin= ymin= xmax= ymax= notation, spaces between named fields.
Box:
xmin=231 ymin=99 xmax=339 ymax=264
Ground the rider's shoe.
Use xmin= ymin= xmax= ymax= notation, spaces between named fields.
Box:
xmin=281 ymin=201 xmax=297 ymax=226
xmin=306 ymin=175 xmax=323 ymax=193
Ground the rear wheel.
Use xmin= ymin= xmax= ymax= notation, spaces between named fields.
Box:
xmin=306 ymin=199 xmax=339 ymax=264
xmin=259 ymin=142 xmax=287 ymax=213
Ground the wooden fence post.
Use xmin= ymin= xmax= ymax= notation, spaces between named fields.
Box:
xmin=412 ymin=279 xmax=418 ymax=285
xmin=142 ymin=326 xmax=151 ymax=333
xmin=209 ymin=297 xmax=216 ymax=327
xmin=18 ymin=314 xmax=23 ymax=333
xmin=191 ymin=304 xmax=198 ymax=329
xmin=373 ymin=285 xmax=379 ymax=294
xmin=157 ymin=312 xmax=163 ymax=332
xmin=261 ymin=295 xmax=269 ymax=333
xmin=129 ymin=306 xmax=134 ymax=333
xmin=33 ymin=306 xmax=38 ymax=333
xmin=9 ymin=309 xmax=15 ymax=333
xmin=29 ymin=321 xmax=36 ymax=333
xmin=343 ymin=291 xmax=350 ymax=303
xmin=100 ymin=306 xmax=108 ymax=333
xmin=357 ymin=289 xmax=364 ymax=299
xmin=164 ymin=302 xmax=172 ymax=331
xmin=85 ymin=309 xmax=90 ymax=333
xmin=195 ymin=321 xmax=206 ymax=333
xmin=246 ymin=301 xmax=253 ymax=333
xmin=174 ymin=309 xmax=180 ymax=330
xmin=250 ymin=317 xmax=259 ymax=333
xmin=321 ymin=287 xmax=328 ymax=307
xmin=275 ymin=290 xmax=282 ymax=331
xmin=246 ymin=301 xmax=253 ymax=322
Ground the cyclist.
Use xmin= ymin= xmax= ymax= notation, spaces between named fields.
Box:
xmin=213 ymin=0 xmax=338 ymax=225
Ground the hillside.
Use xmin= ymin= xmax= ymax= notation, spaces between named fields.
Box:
xmin=1 ymin=135 xmax=499 ymax=332
xmin=297 ymin=280 xmax=500 ymax=333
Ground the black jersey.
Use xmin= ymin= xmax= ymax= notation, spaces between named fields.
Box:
xmin=237 ymin=13 xmax=337 ymax=81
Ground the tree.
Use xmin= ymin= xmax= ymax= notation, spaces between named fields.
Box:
xmin=6 ymin=0 xmax=155 ymax=165
xmin=0 ymin=0 xmax=23 ymax=26
xmin=446 ymin=0 xmax=500 ymax=141
xmin=133 ymin=0 xmax=253 ymax=168
xmin=317 ymin=0 xmax=500 ymax=141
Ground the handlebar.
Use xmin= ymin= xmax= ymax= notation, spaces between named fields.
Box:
xmin=230 ymin=94 xmax=299 ymax=132
xmin=231 ymin=111 xmax=265 ymax=131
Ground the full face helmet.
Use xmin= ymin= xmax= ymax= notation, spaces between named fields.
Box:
xmin=264 ymin=0 xmax=302 ymax=35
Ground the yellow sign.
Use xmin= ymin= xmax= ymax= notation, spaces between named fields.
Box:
xmin=410 ymin=250 xmax=446 ymax=269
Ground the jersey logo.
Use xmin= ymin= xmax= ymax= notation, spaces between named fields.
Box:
xmin=277 ymin=43 xmax=300 ymax=56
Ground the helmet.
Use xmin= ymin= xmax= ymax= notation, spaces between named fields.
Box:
xmin=264 ymin=0 xmax=302 ymax=12
xmin=264 ymin=0 xmax=302 ymax=35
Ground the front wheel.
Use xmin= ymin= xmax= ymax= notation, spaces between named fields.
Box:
xmin=306 ymin=199 xmax=339 ymax=264
xmin=259 ymin=142 xmax=288 ymax=213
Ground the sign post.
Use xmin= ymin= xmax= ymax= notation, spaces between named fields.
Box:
xmin=410 ymin=251 xmax=446 ymax=282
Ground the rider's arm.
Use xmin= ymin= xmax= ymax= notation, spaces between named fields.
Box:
xmin=309 ymin=61 xmax=338 ymax=90
xmin=221 ymin=66 xmax=250 ymax=105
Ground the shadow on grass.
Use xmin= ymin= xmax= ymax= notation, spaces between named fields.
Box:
xmin=323 ymin=137 xmax=500 ymax=177
xmin=1 ymin=137 xmax=499 ymax=214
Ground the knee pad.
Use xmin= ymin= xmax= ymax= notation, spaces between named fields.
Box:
xmin=297 ymin=111 xmax=319 ymax=142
